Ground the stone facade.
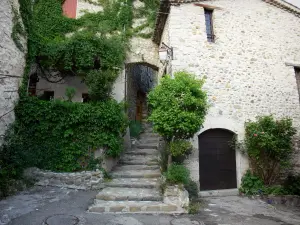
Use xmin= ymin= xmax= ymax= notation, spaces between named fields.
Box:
xmin=24 ymin=167 xmax=104 ymax=190
xmin=157 ymin=0 xmax=300 ymax=189
xmin=0 ymin=0 xmax=26 ymax=145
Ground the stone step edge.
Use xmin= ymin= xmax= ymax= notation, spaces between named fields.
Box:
xmin=88 ymin=203 xmax=186 ymax=214
xmin=105 ymin=183 xmax=158 ymax=188
xmin=111 ymin=173 xmax=161 ymax=179
xmin=96 ymin=195 xmax=163 ymax=201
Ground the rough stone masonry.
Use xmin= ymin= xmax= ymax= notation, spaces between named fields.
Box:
xmin=157 ymin=0 xmax=300 ymax=187
xmin=0 ymin=0 xmax=26 ymax=145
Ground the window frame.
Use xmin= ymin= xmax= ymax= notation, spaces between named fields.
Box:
xmin=204 ymin=8 xmax=215 ymax=43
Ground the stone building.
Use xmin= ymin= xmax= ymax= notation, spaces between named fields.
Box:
xmin=153 ymin=0 xmax=300 ymax=193
xmin=0 ymin=0 xmax=26 ymax=145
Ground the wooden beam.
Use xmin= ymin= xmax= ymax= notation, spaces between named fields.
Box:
xmin=194 ymin=3 xmax=223 ymax=10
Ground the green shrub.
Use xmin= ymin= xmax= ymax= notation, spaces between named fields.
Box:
xmin=239 ymin=170 xmax=265 ymax=195
xmin=65 ymin=87 xmax=76 ymax=102
xmin=166 ymin=164 xmax=190 ymax=185
xmin=0 ymin=97 xmax=127 ymax=174
xmin=170 ymin=140 xmax=192 ymax=157
xmin=184 ymin=179 xmax=199 ymax=201
xmin=243 ymin=116 xmax=296 ymax=185
xmin=148 ymin=71 xmax=208 ymax=141
xmin=129 ymin=120 xmax=143 ymax=138
xmin=188 ymin=202 xmax=201 ymax=214
xmin=284 ymin=174 xmax=300 ymax=196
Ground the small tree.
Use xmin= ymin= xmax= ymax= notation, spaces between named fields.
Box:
xmin=243 ymin=115 xmax=296 ymax=185
xmin=148 ymin=71 xmax=208 ymax=165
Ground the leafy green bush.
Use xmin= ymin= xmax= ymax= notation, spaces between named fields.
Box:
xmin=239 ymin=170 xmax=265 ymax=195
xmin=0 ymin=97 xmax=127 ymax=174
xmin=243 ymin=116 xmax=296 ymax=185
xmin=148 ymin=71 xmax=208 ymax=141
xmin=184 ymin=179 xmax=199 ymax=201
xmin=170 ymin=140 xmax=192 ymax=157
xmin=284 ymin=174 xmax=300 ymax=196
xmin=65 ymin=87 xmax=76 ymax=101
xmin=129 ymin=120 xmax=143 ymax=138
xmin=166 ymin=164 xmax=190 ymax=185
xmin=188 ymin=202 xmax=201 ymax=214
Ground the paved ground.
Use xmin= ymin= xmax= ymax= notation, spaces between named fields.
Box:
xmin=0 ymin=186 xmax=299 ymax=225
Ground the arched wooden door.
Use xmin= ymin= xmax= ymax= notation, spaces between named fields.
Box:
xmin=199 ymin=129 xmax=237 ymax=191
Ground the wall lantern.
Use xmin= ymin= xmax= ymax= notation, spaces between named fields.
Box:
xmin=159 ymin=42 xmax=173 ymax=62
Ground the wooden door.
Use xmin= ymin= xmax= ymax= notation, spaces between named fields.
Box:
xmin=199 ymin=129 xmax=237 ymax=191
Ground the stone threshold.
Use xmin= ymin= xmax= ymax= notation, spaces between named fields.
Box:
xmin=200 ymin=188 xmax=239 ymax=197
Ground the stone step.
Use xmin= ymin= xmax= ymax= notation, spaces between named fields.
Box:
xmin=139 ymin=138 xmax=159 ymax=144
xmin=89 ymin=200 xmax=179 ymax=213
xmin=111 ymin=169 xmax=161 ymax=178
xmin=120 ymin=155 xmax=158 ymax=165
xmin=120 ymin=160 xmax=158 ymax=166
xmin=140 ymin=133 xmax=159 ymax=138
xmin=105 ymin=178 xmax=158 ymax=188
xmin=136 ymin=143 xmax=158 ymax=150
xmin=96 ymin=187 xmax=163 ymax=201
xmin=116 ymin=165 xmax=160 ymax=171
xmin=125 ymin=149 xmax=158 ymax=155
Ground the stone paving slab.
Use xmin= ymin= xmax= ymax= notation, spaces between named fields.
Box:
xmin=105 ymin=178 xmax=159 ymax=188
xmin=111 ymin=170 xmax=161 ymax=178
xmin=89 ymin=200 xmax=179 ymax=213
xmin=96 ymin=187 xmax=163 ymax=201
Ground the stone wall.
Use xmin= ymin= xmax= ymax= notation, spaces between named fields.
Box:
xmin=0 ymin=0 xmax=26 ymax=145
xmin=165 ymin=0 xmax=300 ymax=187
xmin=24 ymin=167 xmax=104 ymax=190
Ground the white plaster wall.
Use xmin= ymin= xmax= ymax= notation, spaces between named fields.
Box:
xmin=76 ymin=0 xmax=103 ymax=18
xmin=167 ymin=0 xmax=300 ymax=189
xmin=0 ymin=0 xmax=26 ymax=144
xmin=36 ymin=76 xmax=89 ymax=102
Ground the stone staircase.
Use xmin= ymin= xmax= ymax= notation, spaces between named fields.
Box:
xmin=88 ymin=113 xmax=182 ymax=213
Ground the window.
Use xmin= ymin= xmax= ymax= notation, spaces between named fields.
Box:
xmin=204 ymin=9 xmax=215 ymax=42
xmin=40 ymin=91 xmax=54 ymax=101
xmin=82 ymin=93 xmax=90 ymax=103
xmin=295 ymin=67 xmax=300 ymax=102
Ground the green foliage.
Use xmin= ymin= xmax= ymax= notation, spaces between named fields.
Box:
xmin=188 ymin=202 xmax=201 ymax=214
xmin=243 ymin=115 xmax=296 ymax=185
xmin=284 ymin=174 xmax=300 ymax=196
xmin=129 ymin=120 xmax=143 ymax=138
xmin=0 ymin=97 xmax=127 ymax=173
xmin=170 ymin=140 xmax=192 ymax=157
xmin=85 ymin=70 xmax=118 ymax=101
xmin=148 ymin=71 xmax=208 ymax=141
xmin=65 ymin=87 xmax=76 ymax=101
xmin=134 ymin=0 xmax=160 ymax=37
xmin=239 ymin=170 xmax=265 ymax=195
xmin=184 ymin=179 xmax=199 ymax=202
xmin=165 ymin=163 xmax=190 ymax=185
xmin=11 ymin=5 xmax=26 ymax=51
xmin=239 ymin=170 xmax=291 ymax=196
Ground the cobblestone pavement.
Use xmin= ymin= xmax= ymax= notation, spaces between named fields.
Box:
xmin=0 ymin=186 xmax=300 ymax=225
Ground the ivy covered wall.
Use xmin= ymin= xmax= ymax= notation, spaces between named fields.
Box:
xmin=0 ymin=0 xmax=160 ymax=196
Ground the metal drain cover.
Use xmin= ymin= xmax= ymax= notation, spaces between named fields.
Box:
xmin=43 ymin=214 xmax=79 ymax=225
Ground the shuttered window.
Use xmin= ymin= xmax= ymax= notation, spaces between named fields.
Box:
xmin=295 ymin=67 xmax=300 ymax=103
xmin=62 ymin=0 xmax=77 ymax=19
xmin=204 ymin=9 xmax=215 ymax=42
